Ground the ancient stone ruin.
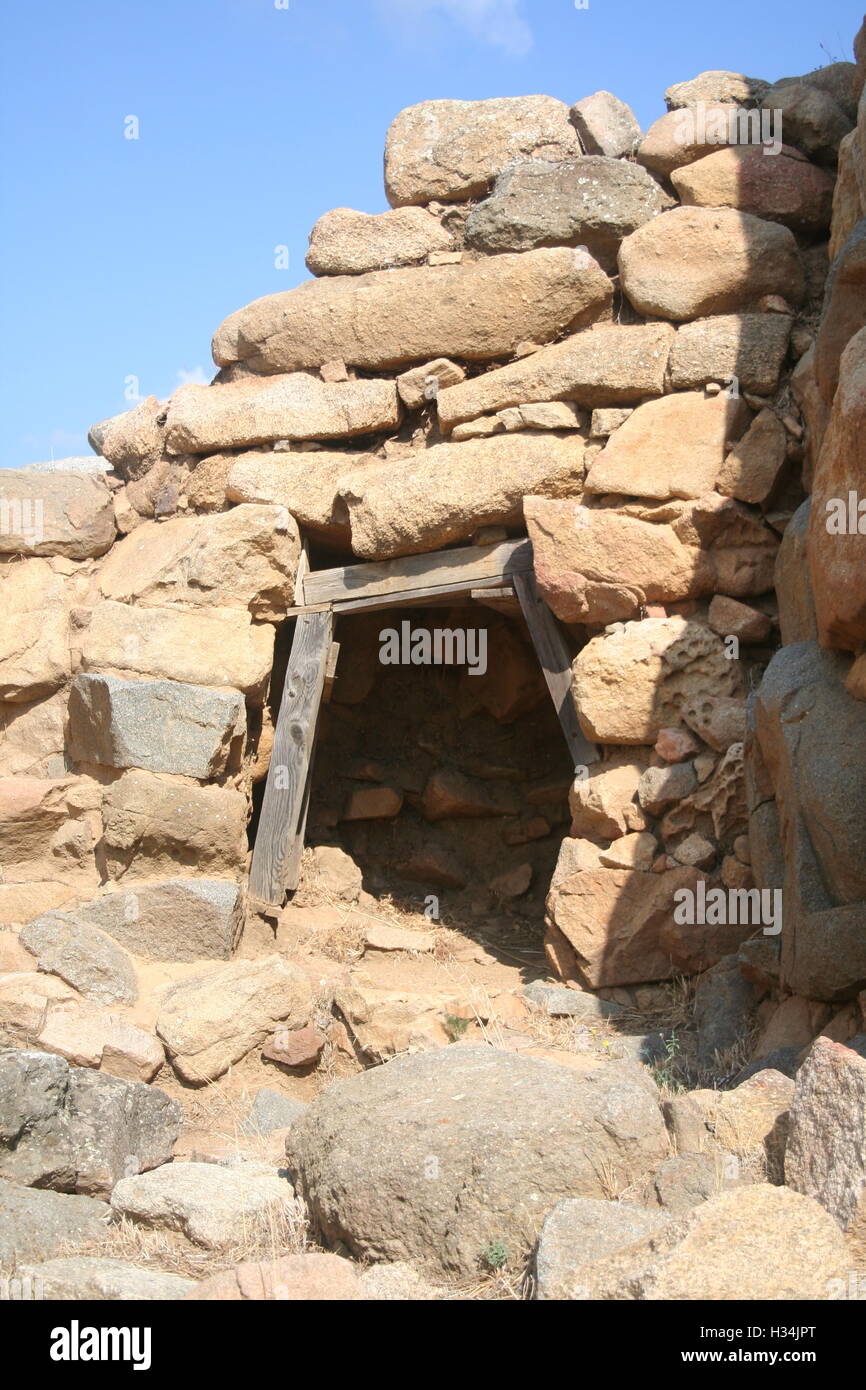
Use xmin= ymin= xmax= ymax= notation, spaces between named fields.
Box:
xmin=1 ymin=24 xmax=866 ymax=1302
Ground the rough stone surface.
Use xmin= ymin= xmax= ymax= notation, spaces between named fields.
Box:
xmin=637 ymin=104 xmax=744 ymax=179
xmin=671 ymin=145 xmax=834 ymax=235
xmin=341 ymin=429 xmax=585 ymax=559
xmin=67 ymin=674 xmax=245 ymax=779
xmin=0 ymin=1049 xmax=181 ymax=1197
xmin=306 ymin=206 xmax=452 ymax=275
xmin=814 ymin=222 xmax=866 ymax=410
xmin=534 ymin=1198 xmax=669 ymax=1300
xmin=573 ymin=1185 xmax=847 ymax=1300
xmin=0 ymin=471 xmax=115 ymax=559
xmin=437 ymin=323 xmax=672 ymax=430
xmin=761 ymin=80 xmax=853 ymax=165
xmin=166 ymin=375 xmax=400 ymax=454
xmin=224 ymin=449 xmax=378 ymax=546
xmin=572 ymin=617 xmax=743 ymax=745
xmin=570 ymin=90 xmax=642 ymax=158
xmin=99 ymin=770 xmax=248 ymax=882
xmin=465 ymin=158 xmax=674 ymax=269
xmin=384 ymin=96 xmax=581 ymax=205
xmin=665 ymin=71 xmax=770 ymax=109
xmin=187 ymin=1251 xmax=362 ymax=1300
xmin=81 ymin=600 xmax=274 ymax=702
xmin=110 ymin=1161 xmax=295 ymax=1249
xmin=0 ymin=1181 xmax=109 ymax=1264
xmin=619 ymin=206 xmax=804 ymax=320
xmin=753 ymin=642 xmax=866 ymax=1000
xmin=21 ymin=1255 xmax=195 ymax=1301
xmin=20 ymin=913 xmax=137 ymax=1007
xmin=785 ymin=1037 xmax=866 ymax=1247
xmin=0 ymin=560 xmax=70 ymax=702
xmin=585 ymin=391 xmax=750 ymax=501
xmin=94 ymin=505 xmax=299 ymax=621
xmin=156 ymin=956 xmax=313 ymax=1083
xmin=775 ymin=499 xmax=817 ymax=643
xmin=526 ymin=494 xmax=777 ymax=625
xmin=669 ymin=313 xmax=792 ymax=394
xmin=212 ymin=248 xmax=613 ymax=374
xmin=240 ymin=1089 xmax=308 ymax=1138
xmin=693 ymin=956 xmax=765 ymax=1067
xmin=809 ymin=326 xmax=866 ymax=650
xmin=286 ymin=1045 xmax=667 ymax=1276
xmin=72 ymin=879 xmax=244 ymax=962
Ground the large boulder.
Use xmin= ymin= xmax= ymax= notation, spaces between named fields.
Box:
xmin=383 ymin=96 xmax=581 ymax=206
xmin=671 ymin=146 xmax=834 ymax=235
xmin=572 ymin=617 xmax=743 ymax=745
xmin=546 ymin=863 xmax=745 ymax=987
xmin=436 ymin=323 xmax=672 ymax=431
xmin=94 ymin=505 xmax=299 ymax=620
xmin=665 ymin=70 xmax=770 ymax=108
xmin=526 ymin=495 xmax=777 ymax=625
xmin=567 ymin=1185 xmax=847 ymax=1299
xmin=285 ymin=1045 xmax=668 ymax=1277
xmin=0 ymin=560 xmax=70 ymax=702
xmin=155 ymin=956 xmax=313 ymax=1083
xmin=67 ymin=674 xmax=245 ymax=779
xmin=225 ymin=449 xmax=380 ymax=547
xmin=0 ymin=1049 xmax=181 ymax=1197
xmin=340 ymin=430 xmax=585 ymax=560
xmin=618 ymin=207 xmax=804 ymax=319
xmin=212 ymin=249 xmax=612 ymax=374
xmin=785 ymin=1037 xmax=866 ymax=1249
xmin=760 ymin=79 xmax=853 ymax=165
xmin=81 ymin=601 xmax=274 ymax=702
xmin=668 ymin=313 xmax=792 ymax=393
xmin=0 ymin=471 xmax=115 ymax=559
xmin=306 ymin=205 xmax=452 ymax=275
xmin=637 ymin=104 xmax=744 ymax=178
xmin=584 ymin=392 xmax=750 ymax=500
xmin=830 ymin=131 xmax=865 ymax=260
xmin=753 ymin=642 xmax=866 ymax=1000
xmin=69 ymin=878 xmax=244 ymax=962
xmin=110 ymin=1161 xmax=294 ymax=1249
xmin=813 ymin=220 xmax=866 ymax=409
xmin=99 ymin=770 xmax=248 ymax=881
xmin=165 ymin=375 xmax=400 ymax=454
xmin=464 ymin=157 xmax=674 ymax=269
xmin=808 ymin=326 xmax=866 ymax=650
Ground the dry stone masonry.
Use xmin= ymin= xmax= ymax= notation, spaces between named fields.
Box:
xmin=2 ymin=21 xmax=866 ymax=1301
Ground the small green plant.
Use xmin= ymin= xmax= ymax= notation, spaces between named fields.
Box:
xmin=443 ymin=1013 xmax=471 ymax=1041
xmin=652 ymin=1030 xmax=684 ymax=1092
xmin=480 ymin=1238 xmax=509 ymax=1271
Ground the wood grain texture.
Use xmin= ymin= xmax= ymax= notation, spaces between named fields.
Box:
xmin=248 ymin=609 xmax=334 ymax=906
xmin=513 ymin=570 xmax=598 ymax=770
xmin=303 ymin=539 xmax=532 ymax=606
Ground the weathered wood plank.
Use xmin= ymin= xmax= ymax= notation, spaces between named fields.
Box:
xmin=322 ymin=641 xmax=340 ymax=703
xmin=513 ymin=570 xmax=598 ymax=770
xmin=249 ymin=609 xmax=334 ymax=906
xmin=303 ymin=539 xmax=532 ymax=606
xmin=332 ymin=574 xmax=507 ymax=615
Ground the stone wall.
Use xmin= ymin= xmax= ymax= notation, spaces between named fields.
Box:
xmin=1 ymin=40 xmax=864 ymax=1094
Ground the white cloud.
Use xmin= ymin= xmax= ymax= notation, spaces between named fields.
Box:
xmin=379 ymin=0 xmax=533 ymax=57
xmin=175 ymin=365 xmax=210 ymax=388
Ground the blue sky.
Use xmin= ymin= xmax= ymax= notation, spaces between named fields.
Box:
xmin=1 ymin=0 xmax=861 ymax=468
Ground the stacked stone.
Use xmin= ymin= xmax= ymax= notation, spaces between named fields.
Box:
xmin=749 ymin=27 xmax=866 ymax=1015
xmin=0 ymin=49 xmax=862 ymax=1100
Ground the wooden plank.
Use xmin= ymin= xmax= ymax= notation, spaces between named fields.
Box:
xmin=293 ymin=541 xmax=310 ymax=607
xmin=513 ymin=570 xmax=599 ymax=771
xmin=303 ymin=539 xmax=532 ymax=606
xmin=331 ymin=574 xmax=507 ymax=615
xmin=322 ymin=641 xmax=340 ymax=703
xmin=249 ymin=609 xmax=334 ymax=907
xmin=471 ymin=584 xmax=521 ymax=616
